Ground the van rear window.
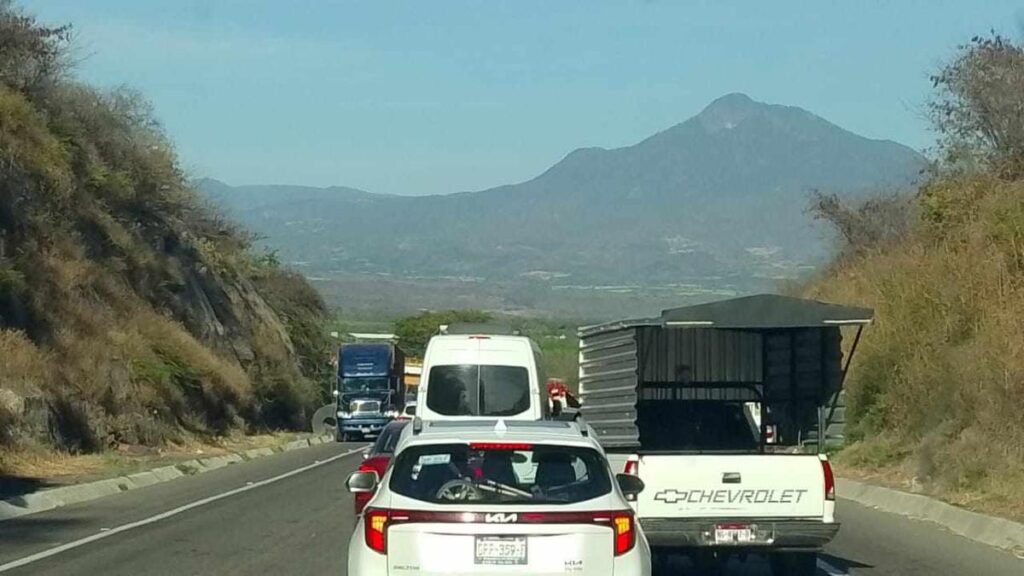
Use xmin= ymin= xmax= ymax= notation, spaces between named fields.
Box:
xmin=426 ymin=365 xmax=530 ymax=417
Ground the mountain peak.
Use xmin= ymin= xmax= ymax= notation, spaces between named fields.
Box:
xmin=696 ymin=93 xmax=761 ymax=133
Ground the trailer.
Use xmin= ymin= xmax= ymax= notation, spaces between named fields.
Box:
xmin=578 ymin=293 xmax=873 ymax=451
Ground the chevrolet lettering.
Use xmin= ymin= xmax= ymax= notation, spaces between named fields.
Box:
xmin=654 ymin=489 xmax=808 ymax=505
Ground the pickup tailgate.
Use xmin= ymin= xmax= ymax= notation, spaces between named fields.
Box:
xmin=634 ymin=454 xmax=825 ymax=518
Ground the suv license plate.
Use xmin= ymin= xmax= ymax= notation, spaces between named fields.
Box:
xmin=715 ymin=524 xmax=755 ymax=544
xmin=475 ymin=536 xmax=527 ymax=565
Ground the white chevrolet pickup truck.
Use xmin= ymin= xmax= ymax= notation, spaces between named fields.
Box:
xmin=577 ymin=294 xmax=873 ymax=575
xmin=602 ymin=403 xmax=837 ymax=575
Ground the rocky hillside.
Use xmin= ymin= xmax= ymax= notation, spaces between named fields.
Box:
xmin=0 ymin=4 xmax=330 ymax=461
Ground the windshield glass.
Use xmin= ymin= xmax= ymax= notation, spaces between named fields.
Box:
xmin=389 ymin=443 xmax=611 ymax=505
xmin=341 ymin=377 xmax=390 ymax=393
xmin=426 ymin=365 xmax=530 ymax=417
xmin=372 ymin=423 xmax=407 ymax=454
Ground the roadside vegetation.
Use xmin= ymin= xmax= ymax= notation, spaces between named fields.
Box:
xmin=0 ymin=2 xmax=331 ymax=475
xmin=390 ymin=310 xmax=580 ymax=388
xmin=807 ymin=35 xmax=1024 ymax=520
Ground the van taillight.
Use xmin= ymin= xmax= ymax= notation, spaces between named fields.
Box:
xmin=821 ymin=458 xmax=835 ymax=501
xmin=364 ymin=508 xmax=389 ymax=553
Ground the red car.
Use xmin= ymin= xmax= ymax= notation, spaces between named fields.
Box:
xmin=353 ymin=420 xmax=408 ymax=515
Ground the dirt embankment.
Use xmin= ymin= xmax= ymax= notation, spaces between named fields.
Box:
xmin=0 ymin=3 xmax=331 ymax=471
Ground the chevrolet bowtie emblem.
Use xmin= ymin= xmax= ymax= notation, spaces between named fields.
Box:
xmin=654 ymin=489 xmax=687 ymax=504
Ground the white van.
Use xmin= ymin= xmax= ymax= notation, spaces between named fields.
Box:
xmin=416 ymin=334 xmax=549 ymax=421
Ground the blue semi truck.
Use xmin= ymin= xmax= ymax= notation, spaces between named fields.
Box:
xmin=333 ymin=342 xmax=406 ymax=442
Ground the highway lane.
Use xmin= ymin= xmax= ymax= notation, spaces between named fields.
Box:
xmin=0 ymin=442 xmax=1020 ymax=575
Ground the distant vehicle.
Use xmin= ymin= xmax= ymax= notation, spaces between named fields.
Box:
xmin=354 ymin=420 xmax=408 ymax=515
xmin=397 ymin=401 xmax=417 ymax=421
xmin=416 ymin=334 xmax=549 ymax=421
xmin=346 ymin=419 xmax=652 ymax=576
xmin=335 ymin=342 xmax=406 ymax=441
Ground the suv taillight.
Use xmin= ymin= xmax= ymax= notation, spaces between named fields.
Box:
xmin=610 ymin=511 xmax=636 ymax=555
xmin=362 ymin=509 xmax=636 ymax=556
xmin=821 ymin=458 xmax=835 ymax=501
xmin=364 ymin=508 xmax=389 ymax=553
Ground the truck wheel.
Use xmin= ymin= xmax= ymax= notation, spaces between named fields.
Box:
xmin=769 ymin=552 xmax=816 ymax=576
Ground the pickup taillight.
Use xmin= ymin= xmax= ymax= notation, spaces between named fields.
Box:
xmin=821 ymin=458 xmax=835 ymax=501
xmin=623 ymin=456 xmax=639 ymax=476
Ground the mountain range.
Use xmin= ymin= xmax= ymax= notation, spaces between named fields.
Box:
xmin=199 ymin=93 xmax=926 ymax=315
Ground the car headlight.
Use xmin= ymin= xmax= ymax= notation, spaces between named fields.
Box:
xmin=385 ymin=410 xmax=398 ymax=418
xmin=337 ymin=411 xmax=352 ymax=419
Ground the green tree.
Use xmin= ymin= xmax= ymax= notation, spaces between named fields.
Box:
xmin=393 ymin=310 xmax=491 ymax=356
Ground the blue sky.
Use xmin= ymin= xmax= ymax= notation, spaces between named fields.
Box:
xmin=21 ymin=0 xmax=1024 ymax=196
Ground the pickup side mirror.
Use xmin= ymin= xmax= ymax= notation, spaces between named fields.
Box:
xmin=616 ymin=473 xmax=645 ymax=500
xmin=346 ymin=470 xmax=378 ymax=493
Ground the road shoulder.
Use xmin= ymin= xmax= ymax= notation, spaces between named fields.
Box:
xmin=0 ymin=433 xmax=337 ymax=522
xmin=838 ymin=477 xmax=1024 ymax=557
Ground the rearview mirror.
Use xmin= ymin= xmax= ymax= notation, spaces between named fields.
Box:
xmin=616 ymin=473 xmax=645 ymax=500
xmin=346 ymin=470 xmax=378 ymax=493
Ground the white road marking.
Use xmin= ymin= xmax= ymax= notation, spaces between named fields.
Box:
xmin=0 ymin=445 xmax=367 ymax=573
xmin=818 ymin=557 xmax=848 ymax=575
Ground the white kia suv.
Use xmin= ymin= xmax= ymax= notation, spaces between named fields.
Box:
xmin=346 ymin=418 xmax=652 ymax=576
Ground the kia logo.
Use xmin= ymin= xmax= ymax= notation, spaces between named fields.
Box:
xmin=484 ymin=513 xmax=518 ymax=523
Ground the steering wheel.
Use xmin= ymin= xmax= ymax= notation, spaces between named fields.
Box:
xmin=435 ymin=478 xmax=482 ymax=501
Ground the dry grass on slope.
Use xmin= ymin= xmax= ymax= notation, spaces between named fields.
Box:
xmin=808 ymin=177 xmax=1024 ymax=521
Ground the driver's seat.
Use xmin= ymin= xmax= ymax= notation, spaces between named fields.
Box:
xmin=534 ymin=453 xmax=576 ymax=488
xmin=482 ymin=452 xmax=518 ymax=487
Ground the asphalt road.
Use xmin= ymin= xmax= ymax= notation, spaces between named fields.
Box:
xmin=0 ymin=443 xmax=1020 ymax=575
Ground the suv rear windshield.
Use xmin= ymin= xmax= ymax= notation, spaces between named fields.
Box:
xmin=390 ymin=443 xmax=611 ymax=505
xmin=426 ymin=365 xmax=530 ymax=417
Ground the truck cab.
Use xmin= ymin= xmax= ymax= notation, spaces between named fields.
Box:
xmin=335 ymin=342 xmax=406 ymax=441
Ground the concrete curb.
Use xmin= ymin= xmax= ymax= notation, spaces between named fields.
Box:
xmin=838 ymin=477 xmax=1024 ymax=556
xmin=0 ymin=433 xmax=336 ymax=522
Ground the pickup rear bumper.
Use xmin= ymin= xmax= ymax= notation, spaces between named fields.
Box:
xmin=640 ymin=517 xmax=839 ymax=551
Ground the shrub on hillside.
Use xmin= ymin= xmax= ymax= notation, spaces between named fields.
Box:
xmin=808 ymin=190 xmax=917 ymax=262
xmin=808 ymin=34 xmax=1024 ymax=517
